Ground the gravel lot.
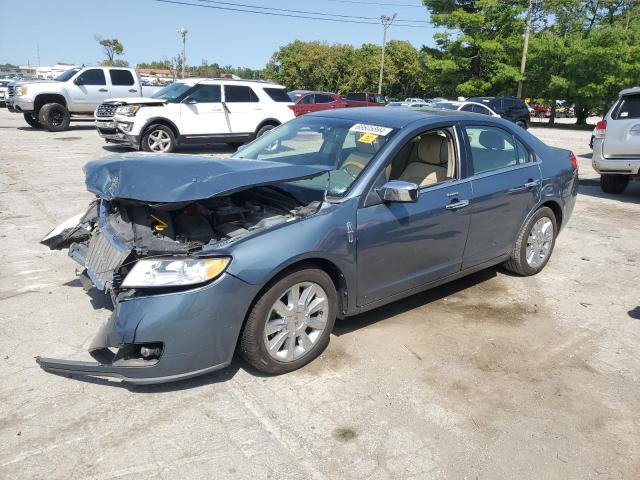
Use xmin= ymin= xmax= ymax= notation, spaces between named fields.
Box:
xmin=1 ymin=109 xmax=639 ymax=480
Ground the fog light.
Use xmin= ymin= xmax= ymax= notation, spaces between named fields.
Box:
xmin=118 ymin=121 xmax=133 ymax=133
xmin=140 ymin=344 xmax=162 ymax=359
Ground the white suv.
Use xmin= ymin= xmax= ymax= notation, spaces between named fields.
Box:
xmin=592 ymin=86 xmax=640 ymax=194
xmin=103 ymin=79 xmax=295 ymax=152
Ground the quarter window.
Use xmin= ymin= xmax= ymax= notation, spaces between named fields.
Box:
xmin=315 ymin=94 xmax=333 ymax=104
xmin=77 ymin=69 xmax=106 ymax=86
xmin=465 ymin=126 xmax=518 ymax=174
xmin=346 ymin=92 xmax=366 ymax=101
xmin=515 ymin=138 xmax=532 ymax=164
xmin=263 ymin=87 xmax=291 ymax=102
xmin=613 ymin=94 xmax=640 ymax=119
xmin=109 ymin=69 xmax=134 ymax=86
xmin=225 ymin=85 xmax=259 ymax=102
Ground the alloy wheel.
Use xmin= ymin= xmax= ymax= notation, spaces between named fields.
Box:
xmin=263 ymin=282 xmax=329 ymax=362
xmin=526 ymin=217 xmax=553 ymax=268
xmin=148 ymin=130 xmax=171 ymax=152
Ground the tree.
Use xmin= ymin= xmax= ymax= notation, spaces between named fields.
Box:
xmin=95 ymin=36 xmax=125 ymax=66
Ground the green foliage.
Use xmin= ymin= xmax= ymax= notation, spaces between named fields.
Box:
xmin=95 ymin=36 xmax=125 ymax=66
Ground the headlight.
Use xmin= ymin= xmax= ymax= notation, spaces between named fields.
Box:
xmin=17 ymin=86 xmax=27 ymax=96
xmin=115 ymin=105 xmax=141 ymax=116
xmin=122 ymin=257 xmax=230 ymax=288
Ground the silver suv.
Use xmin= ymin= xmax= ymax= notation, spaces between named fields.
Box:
xmin=592 ymin=87 xmax=640 ymax=193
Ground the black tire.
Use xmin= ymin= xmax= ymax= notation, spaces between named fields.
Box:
xmin=38 ymin=103 xmax=70 ymax=132
xmin=141 ymin=124 xmax=176 ymax=153
xmin=515 ymin=118 xmax=528 ymax=129
xmin=23 ymin=112 xmax=42 ymax=129
xmin=589 ymin=135 xmax=594 ymax=149
xmin=239 ymin=267 xmax=337 ymax=375
xmin=600 ymin=174 xmax=629 ymax=194
xmin=504 ymin=206 xmax=557 ymax=276
xmin=255 ymin=123 xmax=277 ymax=138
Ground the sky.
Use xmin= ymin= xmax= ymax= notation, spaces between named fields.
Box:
xmin=0 ymin=0 xmax=438 ymax=69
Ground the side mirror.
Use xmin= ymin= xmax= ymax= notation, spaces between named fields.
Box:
xmin=185 ymin=98 xmax=197 ymax=104
xmin=74 ymin=77 xmax=83 ymax=86
xmin=376 ymin=180 xmax=419 ymax=203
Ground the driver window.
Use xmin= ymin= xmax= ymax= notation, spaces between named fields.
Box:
xmin=187 ymin=84 xmax=221 ymax=103
xmin=386 ymin=128 xmax=457 ymax=187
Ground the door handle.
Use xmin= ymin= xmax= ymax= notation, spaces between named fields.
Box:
xmin=99 ymin=88 xmax=108 ymax=92
xmin=509 ymin=180 xmax=540 ymax=193
xmin=254 ymin=106 xmax=263 ymax=110
xmin=445 ymin=199 xmax=470 ymax=210
xmin=128 ymin=89 xmax=137 ymax=93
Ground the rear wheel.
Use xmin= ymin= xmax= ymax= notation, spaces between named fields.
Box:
xmin=504 ymin=207 xmax=557 ymax=276
xmin=256 ymin=123 xmax=277 ymax=138
xmin=23 ymin=113 xmax=42 ymax=129
xmin=600 ymin=174 xmax=629 ymax=194
xmin=239 ymin=267 xmax=337 ymax=374
xmin=141 ymin=124 xmax=176 ymax=153
xmin=38 ymin=103 xmax=70 ymax=131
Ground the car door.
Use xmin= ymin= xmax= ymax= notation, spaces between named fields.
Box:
xmin=295 ymin=94 xmax=315 ymax=116
xmin=108 ymin=69 xmax=139 ymax=98
xmin=461 ymin=123 xmax=541 ymax=268
xmin=179 ymin=84 xmax=229 ymax=136
xmin=69 ymin=68 xmax=110 ymax=112
xmin=356 ymin=126 xmax=473 ymax=305
xmin=602 ymin=92 xmax=640 ymax=157
xmin=223 ymin=84 xmax=261 ymax=135
xmin=314 ymin=93 xmax=337 ymax=112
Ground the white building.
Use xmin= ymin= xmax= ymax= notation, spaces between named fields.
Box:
xmin=34 ymin=64 xmax=79 ymax=80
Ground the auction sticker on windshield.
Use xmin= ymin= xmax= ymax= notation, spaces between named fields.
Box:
xmin=350 ymin=124 xmax=393 ymax=136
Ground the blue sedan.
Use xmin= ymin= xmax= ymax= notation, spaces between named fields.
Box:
xmin=37 ymin=107 xmax=578 ymax=384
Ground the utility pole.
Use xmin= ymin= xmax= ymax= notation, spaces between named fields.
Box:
xmin=178 ymin=26 xmax=188 ymax=79
xmin=378 ymin=13 xmax=396 ymax=96
xmin=516 ymin=0 xmax=533 ymax=99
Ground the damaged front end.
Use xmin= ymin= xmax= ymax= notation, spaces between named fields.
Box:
xmin=37 ymin=154 xmax=328 ymax=383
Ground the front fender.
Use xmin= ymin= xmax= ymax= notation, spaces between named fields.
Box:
xmin=224 ymin=198 xmax=359 ymax=312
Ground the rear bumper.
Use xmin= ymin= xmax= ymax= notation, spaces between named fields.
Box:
xmin=36 ymin=273 xmax=258 ymax=384
xmin=592 ymin=140 xmax=640 ymax=174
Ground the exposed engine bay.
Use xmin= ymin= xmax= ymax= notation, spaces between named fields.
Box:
xmin=43 ymin=186 xmax=319 ymax=295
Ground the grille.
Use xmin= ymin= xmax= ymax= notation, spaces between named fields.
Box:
xmin=96 ymin=103 xmax=119 ymax=118
xmin=7 ymin=85 xmax=16 ymax=98
xmin=85 ymin=232 xmax=131 ymax=290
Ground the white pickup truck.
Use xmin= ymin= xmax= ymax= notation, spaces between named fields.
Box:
xmin=6 ymin=67 xmax=160 ymax=131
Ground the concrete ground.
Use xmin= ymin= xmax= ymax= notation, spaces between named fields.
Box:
xmin=0 ymin=110 xmax=638 ymax=480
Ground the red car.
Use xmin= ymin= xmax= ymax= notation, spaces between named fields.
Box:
xmin=288 ymin=91 xmax=348 ymax=117
xmin=344 ymin=92 xmax=386 ymax=107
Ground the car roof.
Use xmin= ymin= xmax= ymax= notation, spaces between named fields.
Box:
xmin=619 ymin=86 xmax=640 ymax=96
xmin=308 ymin=105 xmax=483 ymax=128
xmin=173 ymin=78 xmax=285 ymax=88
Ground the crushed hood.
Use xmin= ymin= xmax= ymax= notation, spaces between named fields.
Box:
xmin=84 ymin=154 xmax=331 ymax=203
xmin=104 ymin=97 xmax=166 ymax=105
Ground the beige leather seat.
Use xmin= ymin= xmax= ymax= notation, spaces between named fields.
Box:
xmin=399 ymin=133 xmax=450 ymax=186
xmin=342 ymin=133 xmax=380 ymax=171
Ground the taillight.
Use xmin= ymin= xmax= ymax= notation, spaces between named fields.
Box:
xmin=595 ymin=119 xmax=607 ymax=138
xmin=287 ymin=105 xmax=295 ymax=111
xmin=569 ymin=153 xmax=578 ymax=172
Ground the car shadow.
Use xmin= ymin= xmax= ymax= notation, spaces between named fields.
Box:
xmin=58 ymin=268 xmax=501 ymax=392
xmin=333 ymin=268 xmax=498 ymax=336
xmin=578 ymin=177 xmax=640 ymax=204
xmin=578 ymin=152 xmax=592 ymax=159
xmin=63 ymin=278 xmax=113 ymax=311
xmin=17 ymin=124 xmax=96 ymax=132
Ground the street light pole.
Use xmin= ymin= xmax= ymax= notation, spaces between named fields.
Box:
xmin=178 ymin=26 xmax=188 ymax=79
xmin=378 ymin=13 xmax=396 ymax=96
xmin=517 ymin=0 xmax=533 ymax=98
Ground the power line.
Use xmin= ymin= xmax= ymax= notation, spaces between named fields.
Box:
xmin=193 ymin=0 xmax=429 ymax=24
xmin=325 ymin=0 xmax=424 ymax=7
xmin=152 ymin=0 xmax=427 ymax=28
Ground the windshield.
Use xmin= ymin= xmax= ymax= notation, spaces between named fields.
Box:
xmin=432 ymin=102 xmax=458 ymax=110
xmin=151 ymin=82 xmax=191 ymax=101
xmin=234 ymin=116 xmax=396 ymax=198
xmin=55 ymin=68 xmax=81 ymax=82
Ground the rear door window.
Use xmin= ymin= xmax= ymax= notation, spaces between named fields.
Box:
xmin=225 ymin=85 xmax=259 ymax=102
xmin=613 ymin=94 xmax=640 ymax=119
xmin=347 ymin=93 xmax=366 ymax=101
xmin=315 ymin=94 xmax=332 ymax=104
xmin=109 ymin=69 xmax=134 ymax=86
xmin=465 ymin=125 xmax=518 ymax=174
xmin=298 ymin=94 xmax=314 ymax=105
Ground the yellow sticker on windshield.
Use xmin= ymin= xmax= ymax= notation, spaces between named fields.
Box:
xmin=358 ymin=133 xmax=379 ymax=144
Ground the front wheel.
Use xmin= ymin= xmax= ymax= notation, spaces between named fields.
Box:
xmin=23 ymin=112 xmax=42 ymax=129
xmin=256 ymin=123 xmax=277 ymax=138
xmin=239 ymin=267 xmax=337 ymax=374
xmin=504 ymin=207 xmax=557 ymax=276
xmin=141 ymin=124 xmax=176 ymax=153
xmin=515 ymin=118 xmax=528 ymax=129
xmin=600 ymin=174 xmax=629 ymax=194
xmin=38 ymin=103 xmax=70 ymax=131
